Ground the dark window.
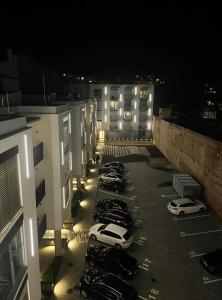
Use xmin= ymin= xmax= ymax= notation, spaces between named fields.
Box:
xmin=123 ymin=231 xmax=131 ymax=240
xmin=35 ymin=180 xmax=45 ymax=207
xmin=33 ymin=143 xmax=43 ymax=167
xmin=38 ymin=214 xmax=47 ymax=243
xmin=94 ymin=89 xmax=102 ymax=99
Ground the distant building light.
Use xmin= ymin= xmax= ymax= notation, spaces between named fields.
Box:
xmin=156 ymin=78 xmax=159 ymax=82
xmin=63 ymin=73 xmax=66 ymax=77
xmin=89 ymin=80 xmax=92 ymax=83
xmin=136 ymin=75 xmax=139 ymax=78
xmin=119 ymin=93 xmax=123 ymax=102
xmin=81 ymin=76 xmax=84 ymax=80
xmin=104 ymin=86 xmax=108 ymax=95
xmin=133 ymin=115 xmax=137 ymax=123
xmin=134 ymin=101 xmax=137 ymax=109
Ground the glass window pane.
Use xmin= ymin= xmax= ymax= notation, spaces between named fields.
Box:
xmin=10 ymin=228 xmax=24 ymax=276
xmin=0 ymin=249 xmax=13 ymax=297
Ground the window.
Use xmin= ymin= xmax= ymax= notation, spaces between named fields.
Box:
xmin=139 ymin=88 xmax=149 ymax=99
xmin=63 ymin=122 xmax=69 ymax=149
xmin=123 ymin=112 xmax=132 ymax=120
xmin=64 ymin=152 xmax=70 ymax=180
xmin=94 ymin=89 xmax=102 ymax=99
xmin=110 ymin=101 xmax=118 ymax=111
xmin=0 ymin=149 xmax=21 ymax=232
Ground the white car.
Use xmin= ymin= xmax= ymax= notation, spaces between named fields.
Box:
xmin=167 ymin=198 xmax=206 ymax=215
xmin=88 ymin=223 xmax=133 ymax=249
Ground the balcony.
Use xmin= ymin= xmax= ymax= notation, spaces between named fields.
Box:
xmin=33 ymin=143 xmax=43 ymax=167
xmin=35 ymin=180 xmax=45 ymax=207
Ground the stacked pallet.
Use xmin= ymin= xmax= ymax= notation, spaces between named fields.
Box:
xmin=173 ymin=174 xmax=202 ymax=199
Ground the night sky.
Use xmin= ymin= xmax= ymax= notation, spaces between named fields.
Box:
xmin=1 ymin=5 xmax=222 ymax=107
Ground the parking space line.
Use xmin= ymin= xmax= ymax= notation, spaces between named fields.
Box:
xmin=134 ymin=241 xmax=143 ymax=246
xmin=98 ymin=189 xmax=135 ymax=201
xmin=203 ymin=278 xmax=222 ymax=284
xmin=138 ymin=295 xmax=148 ymax=300
xmin=138 ymin=265 xmax=149 ymax=271
xmin=173 ymin=214 xmax=211 ymax=221
xmin=180 ymin=229 xmax=222 ymax=237
xmin=190 ymin=253 xmax=206 ymax=258
xmin=160 ymin=194 xmax=178 ymax=198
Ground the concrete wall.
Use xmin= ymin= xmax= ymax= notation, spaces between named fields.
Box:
xmin=153 ymin=116 xmax=222 ymax=217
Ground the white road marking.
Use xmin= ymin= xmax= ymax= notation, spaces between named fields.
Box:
xmin=98 ymin=189 xmax=135 ymax=200
xmin=190 ymin=253 xmax=206 ymax=258
xmin=180 ymin=229 xmax=222 ymax=237
xmin=203 ymin=278 xmax=222 ymax=284
xmin=138 ymin=295 xmax=148 ymax=300
xmin=173 ymin=214 xmax=211 ymax=221
xmin=160 ymin=194 xmax=178 ymax=198
xmin=140 ymin=236 xmax=147 ymax=240
xmin=139 ymin=265 xmax=149 ymax=271
xmin=134 ymin=241 xmax=143 ymax=246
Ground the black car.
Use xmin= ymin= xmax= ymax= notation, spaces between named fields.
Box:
xmin=93 ymin=209 xmax=133 ymax=229
xmin=96 ymin=198 xmax=128 ymax=212
xmin=85 ymin=245 xmax=138 ymax=278
xmin=104 ymin=161 xmax=124 ymax=170
xmin=200 ymin=249 xmax=222 ymax=275
xmin=99 ymin=178 xmax=125 ymax=193
xmin=98 ymin=166 xmax=124 ymax=175
xmin=80 ymin=270 xmax=138 ymax=299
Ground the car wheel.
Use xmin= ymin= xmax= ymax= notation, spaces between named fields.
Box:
xmin=115 ymin=243 xmax=122 ymax=249
xmin=89 ymin=260 xmax=95 ymax=267
xmin=179 ymin=211 xmax=184 ymax=216
xmin=199 ymin=207 xmax=205 ymax=213
xmin=90 ymin=234 xmax=97 ymax=241
xmin=81 ymin=290 xmax=88 ymax=298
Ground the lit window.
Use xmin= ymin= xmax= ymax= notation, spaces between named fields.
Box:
xmin=105 ymin=101 xmax=107 ymax=109
xmin=119 ymin=93 xmax=123 ymax=102
xmin=134 ymin=115 xmax=137 ymax=123
xmin=119 ymin=108 xmax=122 ymax=116
xmin=134 ymin=86 xmax=138 ymax=95
xmin=148 ymin=108 xmax=152 ymax=116
xmin=105 ymin=115 xmax=107 ymax=123
xmin=104 ymin=86 xmax=107 ymax=95
xmin=134 ymin=101 xmax=137 ymax=110
xmin=119 ymin=122 xmax=122 ymax=130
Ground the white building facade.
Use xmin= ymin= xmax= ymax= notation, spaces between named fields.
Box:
xmin=90 ymin=84 xmax=154 ymax=140
xmin=0 ymin=116 xmax=41 ymax=300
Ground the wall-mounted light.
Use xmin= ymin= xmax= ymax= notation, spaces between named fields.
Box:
xmin=134 ymin=86 xmax=138 ymax=95
xmin=62 ymin=186 xmax=66 ymax=209
xmin=24 ymin=134 xmax=30 ymax=179
xmin=104 ymin=101 xmax=107 ymax=109
xmin=29 ymin=219 xmax=35 ymax=257
xmin=119 ymin=93 xmax=123 ymax=102
xmin=105 ymin=115 xmax=107 ymax=123
xmin=104 ymin=86 xmax=107 ymax=95
xmin=149 ymin=93 xmax=152 ymax=102
xmin=148 ymin=108 xmax=151 ymax=116
xmin=134 ymin=101 xmax=137 ymax=110
xmin=119 ymin=121 xmax=122 ymax=130
xmin=119 ymin=108 xmax=122 ymax=116
xmin=134 ymin=115 xmax=137 ymax=123
xmin=61 ymin=142 xmax=64 ymax=165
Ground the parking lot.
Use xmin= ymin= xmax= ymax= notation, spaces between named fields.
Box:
xmin=80 ymin=153 xmax=222 ymax=300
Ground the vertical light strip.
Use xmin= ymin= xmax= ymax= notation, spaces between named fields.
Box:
xmin=134 ymin=86 xmax=138 ymax=95
xmin=69 ymin=113 xmax=72 ymax=134
xmin=105 ymin=115 xmax=107 ymax=123
xmin=119 ymin=121 xmax=122 ymax=130
xmin=134 ymin=115 xmax=137 ymax=123
xmin=119 ymin=93 xmax=123 ymax=102
xmin=90 ymin=134 xmax=92 ymax=145
xmin=104 ymin=101 xmax=107 ymax=109
xmin=81 ymin=122 xmax=83 ymax=136
xmin=149 ymin=93 xmax=152 ymax=102
xmin=69 ymin=151 xmax=72 ymax=171
xmin=134 ymin=101 xmax=137 ymax=110
xmin=61 ymin=142 xmax=64 ymax=165
xmin=17 ymin=155 xmax=23 ymax=206
xmin=84 ymin=131 xmax=87 ymax=144
xmin=148 ymin=108 xmax=151 ymax=116
xmin=82 ymin=150 xmax=84 ymax=164
xmin=63 ymin=186 xmax=66 ymax=209
xmin=104 ymin=86 xmax=107 ymax=95
xmin=24 ymin=134 xmax=30 ymax=179
xmin=27 ymin=280 xmax=31 ymax=300
xmin=29 ymin=219 xmax=35 ymax=257
xmin=147 ymin=121 xmax=151 ymax=130
xmin=85 ymin=106 xmax=87 ymax=119
xmin=119 ymin=108 xmax=122 ymax=116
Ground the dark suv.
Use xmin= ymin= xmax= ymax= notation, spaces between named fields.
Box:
xmin=96 ymin=198 xmax=128 ymax=212
xmin=93 ymin=209 xmax=133 ymax=229
xmin=80 ymin=270 xmax=138 ymax=299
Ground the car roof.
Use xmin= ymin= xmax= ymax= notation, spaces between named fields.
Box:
xmin=105 ymin=223 xmax=127 ymax=236
xmin=172 ymin=198 xmax=195 ymax=205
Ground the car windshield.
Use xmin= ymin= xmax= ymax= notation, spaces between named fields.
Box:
xmin=123 ymin=231 xmax=131 ymax=240
xmin=170 ymin=201 xmax=177 ymax=207
xmin=98 ymin=224 xmax=107 ymax=231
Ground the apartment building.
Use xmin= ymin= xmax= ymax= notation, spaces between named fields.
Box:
xmin=90 ymin=84 xmax=154 ymax=140
xmin=15 ymin=105 xmax=73 ymax=256
xmin=0 ymin=115 xmax=41 ymax=299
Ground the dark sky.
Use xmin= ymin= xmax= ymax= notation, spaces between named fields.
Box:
xmin=1 ymin=5 xmax=222 ymax=81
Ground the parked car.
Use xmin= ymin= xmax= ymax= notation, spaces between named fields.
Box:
xmin=93 ymin=209 xmax=133 ymax=229
xmin=99 ymin=173 xmax=126 ymax=184
xmin=96 ymin=198 xmax=128 ymax=212
xmin=200 ymin=249 xmax=222 ymax=275
xmin=85 ymin=245 xmax=138 ymax=278
xmin=89 ymin=223 xmax=133 ymax=249
xmin=99 ymin=176 xmax=125 ymax=193
xmin=167 ymin=198 xmax=206 ymax=215
xmin=80 ymin=269 xmax=138 ymax=299
xmin=103 ymin=161 xmax=124 ymax=170
xmin=98 ymin=166 xmax=124 ymax=175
